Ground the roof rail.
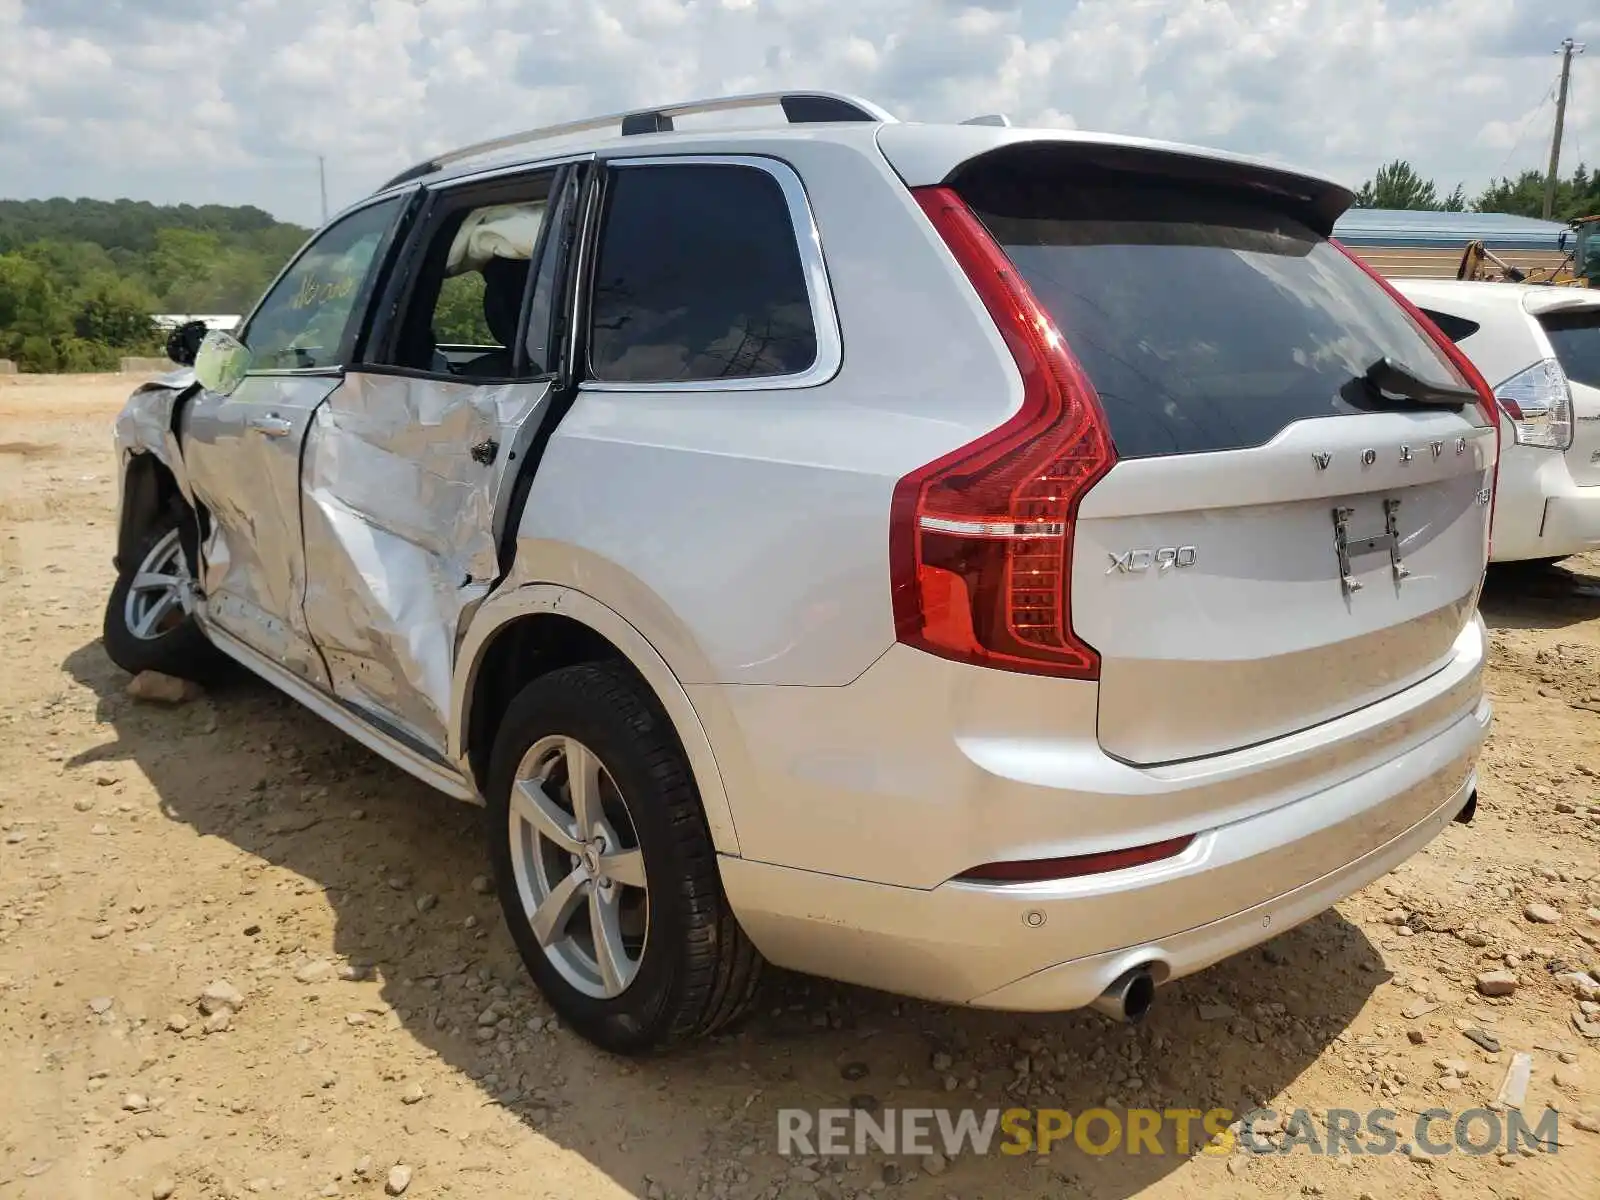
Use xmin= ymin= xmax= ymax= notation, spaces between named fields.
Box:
xmin=377 ymin=90 xmax=897 ymax=193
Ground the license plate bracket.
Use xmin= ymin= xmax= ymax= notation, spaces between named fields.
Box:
xmin=1332 ymin=499 xmax=1408 ymax=595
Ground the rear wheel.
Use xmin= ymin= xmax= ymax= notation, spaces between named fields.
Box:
xmin=486 ymin=661 xmax=761 ymax=1054
xmin=103 ymin=509 xmax=228 ymax=682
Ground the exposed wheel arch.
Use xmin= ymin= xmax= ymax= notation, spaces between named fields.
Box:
xmin=116 ymin=453 xmax=184 ymax=570
xmin=453 ymin=585 xmax=741 ymax=856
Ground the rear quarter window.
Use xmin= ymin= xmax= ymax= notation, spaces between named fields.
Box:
xmin=956 ymin=177 xmax=1473 ymax=458
xmin=1540 ymin=311 xmax=1600 ymax=390
xmin=587 ymin=162 xmax=818 ymax=384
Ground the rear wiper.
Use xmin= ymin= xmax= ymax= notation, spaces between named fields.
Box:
xmin=1361 ymin=356 xmax=1478 ymax=410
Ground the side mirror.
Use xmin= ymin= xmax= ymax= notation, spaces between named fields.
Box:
xmin=194 ymin=330 xmax=252 ymax=396
xmin=166 ymin=319 xmax=209 ymax=366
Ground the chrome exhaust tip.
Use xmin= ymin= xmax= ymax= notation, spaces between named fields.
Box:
xmin=1454 ymin=790 xmax=1477 ymax=825
xmin=1091 ymin=967 xmax=1156 ymax=1024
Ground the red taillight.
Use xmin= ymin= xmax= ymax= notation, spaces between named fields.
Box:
xmin=891 ymin=187 xmax=1117 ymax=679
xmin=1330 ymin=239 xmax=1502 ymax=553
xmin=957 ymin=835 xmax=1196 ymax=883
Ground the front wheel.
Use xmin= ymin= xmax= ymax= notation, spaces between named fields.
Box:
xmin=103 ymin=510 xmax=229 ymax=682
xmin=486 ymin=661 xmax=762 ymax=1054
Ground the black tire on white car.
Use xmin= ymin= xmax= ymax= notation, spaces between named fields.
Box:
xmin=486 ymin=661 xmax=762 ymax=1054
xmin=103 ymin=507 xmax=230 ymax=683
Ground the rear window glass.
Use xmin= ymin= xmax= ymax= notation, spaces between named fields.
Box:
xmin=1540 ymin=311 xmax=1600 ymax=390
xmin=958 ymin=180 xmax=1472 ymax=458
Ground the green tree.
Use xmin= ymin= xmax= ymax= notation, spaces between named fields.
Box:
xmin=432 ymin=273 xmax=493 ymax=344
xmin=0 ymin=254 xmax=69 ymax=368
xmin=1474 ymin=165 xmax=1600 ymax=220
xmin=73 ymin=274 xmax=160 ymax=348
xmin=148 ymin=227 xmax=228 ymax=310
xmin=0 ymin=196 xmax=312 ymax=372
xmin=1474 ymin=169 xmax=1556 ymax=217
xmin=1353 ymin=160 xmax=1468 ymax=211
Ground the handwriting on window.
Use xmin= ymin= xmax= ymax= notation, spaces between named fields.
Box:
xmin=291 ymin=269 xmax=357 ymax=311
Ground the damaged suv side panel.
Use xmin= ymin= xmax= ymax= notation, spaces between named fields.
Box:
xmin=299 ymin=371 xmax=556 ymax=751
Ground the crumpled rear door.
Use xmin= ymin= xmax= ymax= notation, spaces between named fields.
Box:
xmin=299 ymin=371 xmax=553 ymax=750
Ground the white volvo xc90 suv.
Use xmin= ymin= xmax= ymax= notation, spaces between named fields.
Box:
xmin=105 ymin=92 xmax=1497 ymax=1052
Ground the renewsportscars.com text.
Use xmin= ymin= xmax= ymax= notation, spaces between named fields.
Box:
xmin=778 ymin=1105 xmax=1561 ymax=1158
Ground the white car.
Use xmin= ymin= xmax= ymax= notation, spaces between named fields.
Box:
xmin=1397 ymin=280 xmax=1600 ymax=564
xmin=104 ymin=91 xmax=1497 ymax=1052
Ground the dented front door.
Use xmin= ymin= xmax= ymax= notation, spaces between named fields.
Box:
xmin=180 ymin=374 xmax=338 ymax=683
xmin=179 ymin=193 xmax=409 ymax=685
xmin=297 ymin=374 xmax=554 ymax=751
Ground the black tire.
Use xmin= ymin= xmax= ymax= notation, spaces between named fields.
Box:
xmin=103 ymin=507 xmax=230 ymax=683
xmin=486 ymin=661 xmax=762 ymax=1054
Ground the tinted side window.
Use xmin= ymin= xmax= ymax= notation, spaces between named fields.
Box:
xmin=1418 ymin=308 xmax=1481 ymax=345
xmin=1540 ymin=311 xmax=1600 ymax=390
xmin=958 ymin=177 xmax=1474 ymax=459
xmin=242 ymin=197 xmax=402 ymax=371
xmin=588 ymin=163 xmax=817 ymax=383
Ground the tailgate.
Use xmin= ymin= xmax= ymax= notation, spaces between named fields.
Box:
xmin=947 ymin=147 xmax=1496 ymax=764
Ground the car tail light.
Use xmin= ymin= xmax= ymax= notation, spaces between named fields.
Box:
xmin=889 ymin=187 xmax=1116 ymax=679
xmin=957 ymin=835 xmax=1196 ymax=883
xmin=1331 ymin=240 xmax=1502 ymax=555
xmin=1495 ymin=358 xmax=1574 ymax=450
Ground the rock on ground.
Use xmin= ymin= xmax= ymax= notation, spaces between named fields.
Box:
xmin=1475 ymin=970 xmax=1518 ymax=997
xmin=125 ymin=670 xmax=202 ymax=705
xmin=198 ymin=979 xmax=244 ymax=1014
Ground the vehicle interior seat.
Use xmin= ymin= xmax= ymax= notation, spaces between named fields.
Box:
xmin=458 ymin=255 xmax=527 ymax=378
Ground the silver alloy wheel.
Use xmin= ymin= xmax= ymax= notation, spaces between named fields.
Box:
xmin=508 ymin=734 xmax=650 ymax=999
xmin=123 ymin=528 xmax=194 ymax=642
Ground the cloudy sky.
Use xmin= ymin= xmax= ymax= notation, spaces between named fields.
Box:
xmin=2 ymin=0 xmax=1597 ymax=226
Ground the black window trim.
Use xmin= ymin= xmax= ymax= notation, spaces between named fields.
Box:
xmin=236 ymin=189 xmax=420 ymax=380
xmin=353 ymin=160 xmax=584 ymax=386
xmin=577 ymin=153 xmax=843 ymax=393
xmin=1416 ymin=307 xmax=1482 ymax=346
xmin=519 ymin=164 xmax=586 ymax=384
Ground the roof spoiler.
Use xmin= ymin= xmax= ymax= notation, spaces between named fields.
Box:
xmin=879 ymin=126 xmax=1355 ymax=236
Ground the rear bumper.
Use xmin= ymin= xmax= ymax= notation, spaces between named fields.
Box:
xmin=1537 ymin=490 xmax=1600 ymax=557
xmin=973 ymin=769 xmax=1475 ymax=1009
xmin=1490 ymin=447 xmax=1600 ymax=561
xmin=711 ymin=616 xmax=1490 ymax=1010
xmin=720 ymin=704 xmax=1485 ymax=1010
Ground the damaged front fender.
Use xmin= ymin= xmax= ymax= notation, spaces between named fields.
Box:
xmin=113 ymin=367 xmax=197 ymax=490
xmin=112 ymin=368 xmax=198 ymax=561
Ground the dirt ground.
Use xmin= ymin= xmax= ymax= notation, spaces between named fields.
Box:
xmin=2 ymin=373 xmax=1598 ymax=1200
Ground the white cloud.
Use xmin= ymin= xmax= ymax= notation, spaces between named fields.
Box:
xmin=1 ymin=0 xmax=1596 ymax=225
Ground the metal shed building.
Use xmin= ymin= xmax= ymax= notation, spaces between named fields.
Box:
xmin=1332 ymin=208 xmax=1570 ymax=280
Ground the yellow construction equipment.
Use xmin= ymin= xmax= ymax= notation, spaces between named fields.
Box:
xmin=1457 ymin=214 xmax=1599 ymax=286
xmin=1572 ymin=214 xmax=1600 ymax=285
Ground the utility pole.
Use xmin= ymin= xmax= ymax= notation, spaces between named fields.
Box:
xmin=318 ymin=156 xmax=329 ymax=225
xmin=1544 ymin=38 xmax=1586 ymax=220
